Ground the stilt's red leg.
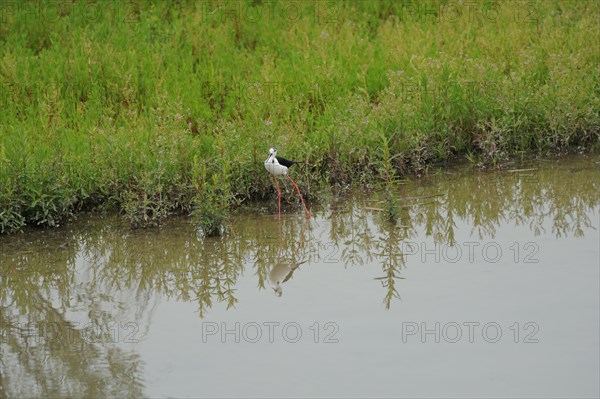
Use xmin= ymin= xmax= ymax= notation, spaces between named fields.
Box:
xmin=273 ymin=175 xmax=281 ymax=220
xmin=286 ymin=175 xmax=311 ymax=219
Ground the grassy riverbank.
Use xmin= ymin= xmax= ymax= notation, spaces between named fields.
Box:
xmin=0 ymin=0 xmax=598 ymax=233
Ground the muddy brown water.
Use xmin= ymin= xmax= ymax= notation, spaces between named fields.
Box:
xmin=1 ymin=155 xmax=599 ymax=398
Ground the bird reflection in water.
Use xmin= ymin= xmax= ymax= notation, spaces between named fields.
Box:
xmin=268 ymin=258 xmax=308 ymax=297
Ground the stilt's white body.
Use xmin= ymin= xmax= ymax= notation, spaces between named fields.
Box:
xmin=264 ymin=148 xmax=288 ymax=176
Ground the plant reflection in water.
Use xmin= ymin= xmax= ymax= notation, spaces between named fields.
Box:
xmin=0 ymin=156 xmax=598 ymax=397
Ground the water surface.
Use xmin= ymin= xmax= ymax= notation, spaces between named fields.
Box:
xmin=1 ymin=155 xmax=599 ymax=398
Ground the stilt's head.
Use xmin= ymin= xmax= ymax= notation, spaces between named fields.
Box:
xmin=269 ymin=147 xmax=277 ymax=156
xmin=273 ymin=284 xmax=282 ymax=297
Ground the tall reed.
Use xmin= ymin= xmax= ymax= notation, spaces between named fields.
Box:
xmin=0 ymin=0 xmax=598 ymax=233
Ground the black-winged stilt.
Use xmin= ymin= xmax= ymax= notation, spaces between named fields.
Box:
xmin=264 ymin=147 xmax=311 ymax=219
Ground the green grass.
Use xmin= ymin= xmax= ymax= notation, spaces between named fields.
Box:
xmin=0 ymin=0 xmax=598 ymax=233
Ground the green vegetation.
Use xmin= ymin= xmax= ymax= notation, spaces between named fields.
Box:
xmin=0 ymin=0 xmax=598 ymax=233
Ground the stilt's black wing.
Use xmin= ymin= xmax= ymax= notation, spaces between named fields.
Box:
xmin=276 ymin=156 xmax=297 ymax=168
